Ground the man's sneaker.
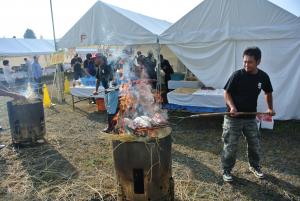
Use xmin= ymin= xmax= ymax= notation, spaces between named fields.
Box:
xmin=0 ymin=144 xmax=5 ymax=149
xmin=223 ymin=170 xmax=233 ymax=182
xmin=249 ymin=166 xmax=264 ymax=179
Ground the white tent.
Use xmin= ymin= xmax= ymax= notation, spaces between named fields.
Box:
xmin=0 ymin=38 xmax=55 ymax=56
xmin=159 ymin=0 xmax=300 ymax=120
xmin=58 ymin=0 xmax=171 ymax=48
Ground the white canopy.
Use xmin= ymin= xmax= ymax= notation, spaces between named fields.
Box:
xmin=58 ymin=0 xmax=171 ymax=48
xmin=0 ymin=38 xmax=55 ymax=56
xmin=160 ymin=0 xmax=300 ymax=120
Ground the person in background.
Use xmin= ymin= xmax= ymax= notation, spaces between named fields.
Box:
xmin=0 ymin=82 xmax=25 ymax=149
xmin=93 ymin=53 xmax=117 ymax=133
xmin=136 ymin=51 xmax=145 ymax=67
xmin=221 ymin=47 xmax=275 ymax=182
xmin=31 ymin=56 xmax=43 ymax=95
xmin=83 ymin=53 xmax=96 ymax=77
xmin=84 ymin=53 xmax=97 ymax=104
xmin=131 ymin=51 xmax=145 ymax=79
xmin=24 ymin=58 xmax=32 ymax=82
xmin=134 ymin=50 xmax=143 ymax=66
xmin=160 ymin=54 xmax=174 ymax=92
xmin=2 ymin=60 xmax=15 ymax=89
xmin=71 ymin=53 xmax=83 ymax=80
xmin=143 ymin=50 xmax=157 ymax=89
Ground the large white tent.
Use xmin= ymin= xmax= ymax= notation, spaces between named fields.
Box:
xmin=58 ymin=0 xmax=171 ymax=48
xmin=0 ymin=38 xmax=55 ymax=57
xmin=160 ymin=0 xmax=300 ymax=120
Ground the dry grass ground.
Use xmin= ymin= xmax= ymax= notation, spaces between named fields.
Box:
xmin=0 ymin=87 xmax=299 ymax=201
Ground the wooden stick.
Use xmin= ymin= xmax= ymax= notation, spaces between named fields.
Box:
xmin=189 ymin=112 xmax=270 ymax=118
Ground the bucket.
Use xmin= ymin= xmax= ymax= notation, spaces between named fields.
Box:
xmin=7 ymin=99 xmax=45 ymax=145
xmin=170 ymin=72 xmax=185 ymax=81
xmin=96 ymin=98 xmax=106 ymax=111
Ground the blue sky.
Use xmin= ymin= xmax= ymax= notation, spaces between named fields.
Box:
xmin=0 ymin=0 xmax=299 ymax=39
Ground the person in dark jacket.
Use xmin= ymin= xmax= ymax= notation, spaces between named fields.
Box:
xmin=83 ymin=53 xmax=96 ymax=77
xmin=160 ymin=54 xmax=174 ymax=91
xmin=143 ymin=50 xmax=157 ymax=89
xmin=71 ymin=53 xmax=83 ymax=80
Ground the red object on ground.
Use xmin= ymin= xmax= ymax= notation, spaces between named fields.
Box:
xmin=96 ymin=98 xmax=106 ymax=111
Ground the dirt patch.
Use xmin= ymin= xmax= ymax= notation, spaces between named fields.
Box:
xmin=0 ymin=88 xmax=300 ymax=200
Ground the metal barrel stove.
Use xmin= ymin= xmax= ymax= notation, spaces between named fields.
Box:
xmin=112 ymin=129 xmax=174 ymax=201
xmin=7 ymin=99 xmax=45 ymax=144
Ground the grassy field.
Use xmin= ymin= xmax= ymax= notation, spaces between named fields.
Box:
xmin=0 ymin=93 xmax=299 ymax=201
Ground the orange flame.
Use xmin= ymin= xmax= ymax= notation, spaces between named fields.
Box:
xmin=154 ymin=90 xmax=163 ymax=103
xmin=114 ymin=80 xmax=164 ymax=135
xmin=114 ymin=83 xmax=135 ymax=134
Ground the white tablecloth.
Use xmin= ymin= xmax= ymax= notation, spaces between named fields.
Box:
xmin=167 ymin=88 xmax=226 ymax=108
xmin=0 ymin=72 xmax=28 ymax=81
xmin=70 ymin=86 xmax=105 ymax=98
xmin=168 ymin=80 xmax=204 ymax=89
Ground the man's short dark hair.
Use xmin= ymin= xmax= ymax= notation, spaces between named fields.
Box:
xmin=3 ymin=60 xmax=9 ymax=65
xmin=243 ymin=47 xmax=261 ymax=62
xmin=93 ymin=53 xmax=107 ymax=64
xmin=86 ymin=53 xmax=92 ymax=59
xmin=137 ymin=55 xmax=146 ymax=65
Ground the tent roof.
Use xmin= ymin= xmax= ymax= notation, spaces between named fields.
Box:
xmin=107 ymin=3 xmax=171 ymax=35
xmin=58 ymin=0 xmax=171 ymax=48
xmin=160 ymin=0 xmax=300 ymax=44
xmin=0 ymin=38 xmax=55 ymax=57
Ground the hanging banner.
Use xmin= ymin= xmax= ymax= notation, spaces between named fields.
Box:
xmin=50 ymin=51 xmax=65 ymax=65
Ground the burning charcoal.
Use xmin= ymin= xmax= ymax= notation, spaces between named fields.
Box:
xmin=124 ymin=118 xmax=135 ymax=130
xmin=140 ymin=116 xmax=154 ymax=125
xmin=133 ymin=116 xmax=151 ymax=128
xmin=134 ymin=130 xmax=148 ymax=137
xmin=152 ymin=113 xmax=168 ymax=125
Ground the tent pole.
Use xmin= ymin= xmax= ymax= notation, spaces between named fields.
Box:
xmin=50 ymin=0 xmax=64 ymax=103
xmin=156 ymin=37 xmax=161 ymax=106
xmin=50 ymin=0 xmax=57 ymax=51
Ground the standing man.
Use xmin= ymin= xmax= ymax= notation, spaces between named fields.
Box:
xmin=2 ymin=60 xmax=15 ymax=89
xmin=134 ymin=50 xmax=143 ymax=66
xmin=144 ymin=50 xmax=157 ymax=89
xmin=71 ymin=53 xmax=83 ymax=80
xmin=221 ymin=47 xmax=275 ymax=182
xmin=160 ymin=54 xmax=174 ymax=92
xmin=31 ymin=56 xmax=43 ymax=95
xmin=84 ymin=53 xmax=97 ymax=103
xmin=24 ymin=58 xmax=32 ymax=82
xmin=83 ymin=53 xmax=96 ymax=77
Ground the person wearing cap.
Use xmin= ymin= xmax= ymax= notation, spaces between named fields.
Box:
xmin=93 ymin=53 xmax=118 ymax=133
